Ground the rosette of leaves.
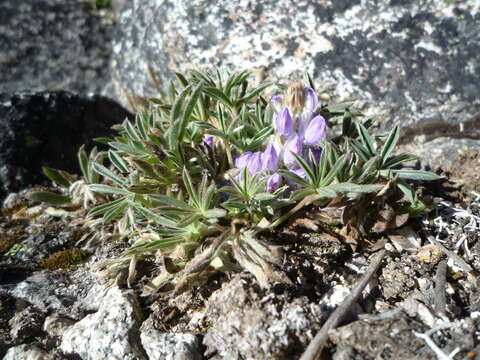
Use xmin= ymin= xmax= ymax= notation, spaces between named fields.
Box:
xmin=32 ymin=69 xmax=441 ymax=292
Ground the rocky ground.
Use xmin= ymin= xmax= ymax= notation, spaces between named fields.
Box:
xmin=0 ymin=147 xmax=479 ymax=359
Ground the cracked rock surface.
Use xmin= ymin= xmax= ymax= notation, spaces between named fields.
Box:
xmin=111 ymin=0 xmax=480 ymax=129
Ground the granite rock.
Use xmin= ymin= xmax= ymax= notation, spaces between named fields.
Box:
xmin=0 ymin=91 xmax=132 ymax=202
xmin=0 ymin=0 xmax=114 ymax=95
xmin=60 ymin=286 xmax=147 ymax=360
xmin=2 ymin=344 xmax=49 ymax=360
xmin=110 ymin=0 xmax=480 ymax=130
xmin=8 ymin=306 xmax=46 ymax=343
xmin=140 ymin=330 xmax=202 ymax=360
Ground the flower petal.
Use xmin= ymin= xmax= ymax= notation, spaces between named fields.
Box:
xmin=234 ymin=152 xmax=253 ymax=169
xmin=262 ymin=144 xmax=278 ymax=171
xmin=203 ymin=135 xmax=214 ymax=148
xmin=266 ymin=173 xmax=282 ymax=192
xmin=275 ymin=107 xmax=294 ymax=137
xmin=304 ymin=87 xmax=319 ymax=113
xmin=283 ymin=134 xmax=302 ymax=169
xmin=248 ymin=152 xmax=263 ymax=175
xmin=303 ymin=115 xmax=326 ymax=146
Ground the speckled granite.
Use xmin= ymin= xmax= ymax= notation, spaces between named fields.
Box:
xmin=110 ymin=0 xmax=480 ymax=128
xmin=0 ymin=0 xmax=114 ymax=95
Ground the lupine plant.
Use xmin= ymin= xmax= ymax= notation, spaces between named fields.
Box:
xmin=30 ymin=69 xmax=441 ymax=291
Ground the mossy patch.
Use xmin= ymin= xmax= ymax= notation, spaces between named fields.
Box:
xmin=40 ymin=248 xmax=90 ymax=270
xmin=0 ymin=234 xmax=26 ymax=255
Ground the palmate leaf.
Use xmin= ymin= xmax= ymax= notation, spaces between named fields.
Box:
xmin=133 ymin=204 xmax=178 ymax=228
xmin=88 ymin=184 xmax=131 ymax=195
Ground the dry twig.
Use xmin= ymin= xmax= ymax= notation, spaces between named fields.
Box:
xmin=300 ymin=249 xmax=388 ymax=360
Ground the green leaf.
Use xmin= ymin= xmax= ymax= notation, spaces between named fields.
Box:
xmin=319 ymin=155 xmax=347 ymax=187
xmin=327 ymin=182 xmax=384 ymax=193
xmin=42 ymin=167 xmax=71 ymax=188
xmin=134 ymin=205 xmax=178 ymax=228
xmin=356 ymin=123 xmax=376 ymax=156
xmin=103 ymin=201 xmax=129 ymax=222
xmin=396 ymin=180 xmax=416 ymax=203
xmin=124 ymin=119 xmax=142 ymax=141
xmin=175 ymin=72 xmax=189 ymax=87
xmin=88 ymin=184 xmax=131 ymax=195
xmin=88 ymin=197 xmax=127 ymax=217
xmin=110 ymin=142 xmax=145 ymax=155
xmin=236 ymin=83 xmax=271 ymax=104
xmin=78 ymin=145 xmax=90 ymax=182
xmin=178 ymin=80 xmax=204 ymax=141
xmin=92 ymin=163 xmax=126 ymax=186
xmin=108 ymin=151 xmax=129 ymax=173
xmin=382 ymin=169 xmax=442 ymax=181
xmin=203 ymin=208 xmax=227 ymax=218
xmin=27 ymin=191 xmax=71 ymax=205
xmin=382 ymin=154 xmax=418 ymax=168
xmin=149 ymin=194 xmax=192 ymax=210
xmin=182 ymin=168 xmax=200 ymax=209
xmin=203 ymin=87 xmax=233 ymax=107
xmin=350 ymin=139 xmax=371 ymax=162
xmin=170 ymin=85 xmax=192 ymax=123
xmin=380 ymin=126 xmax=400 ymax=165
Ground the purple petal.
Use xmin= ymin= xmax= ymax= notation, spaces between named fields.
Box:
xmin=248 ymin=152 xmax=263 ymax=175
xmin=266 ymin=173 xmax=282 ymax=192
xmin=234 ymin=152 xmax=253 ymax=169
xmin=303 ymin=115 xmax=326 ymax=146
xmin=203 ymin=135 xmax=214 ymax=148
xmin=262 ymin=144 xmax=278 ymax=171
xmin=271 ymin=95 xmax=283 ymax=113
xmin=304 ymin=87 xmax=319 ymax=113
xmin=275 ymin=107 xmax=294 ymax=137
xmin=310 ymin=148 xmax=322 ymax=165
xmin=283 ymin=134 xmax=302 ymax=169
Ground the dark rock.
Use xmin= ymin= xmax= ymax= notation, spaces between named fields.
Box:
xmin=0 ymin=91 xmax=132 ymax=201
xmin=8 ymin=305 xmax=46 ymax=342
xmin=0 ymin=0 xmax=114 ymax=95
xmin=9 ymin=271 xmax=79 ymax=312
xmin=110 ymin=0 xmax=480 ymax=129
xmin=4 ymin=232 xmax=72 ymax=268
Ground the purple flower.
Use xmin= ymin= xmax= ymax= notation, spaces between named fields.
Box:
xmin=235 ymin=152 xmax=253 ymax=169
xmin=275 ymin=107 xmax=294 ymax=137
xmin=304 ymin=87 xmax=319 ymax=113
xmin=247 ymin=152 xmax=263 ymax=175
xmin=266 ymin=173 xmax=282 ymax=192
xmin=303 ymin=115 xmax=326 ymax=146
xmin=203 ymin=135 xmax=214 ymax=148
xmin=262 ymin=144 xmax=278 ymax=171
xmin=283 ymin=134 xmax=302 ymax=169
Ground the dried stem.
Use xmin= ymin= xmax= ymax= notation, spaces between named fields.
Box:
xmin=300 ymin=248 xmax=388 ymax=360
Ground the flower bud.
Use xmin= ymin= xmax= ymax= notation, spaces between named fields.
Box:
xmin=266 ymin=173 xmax=282 ymax=192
